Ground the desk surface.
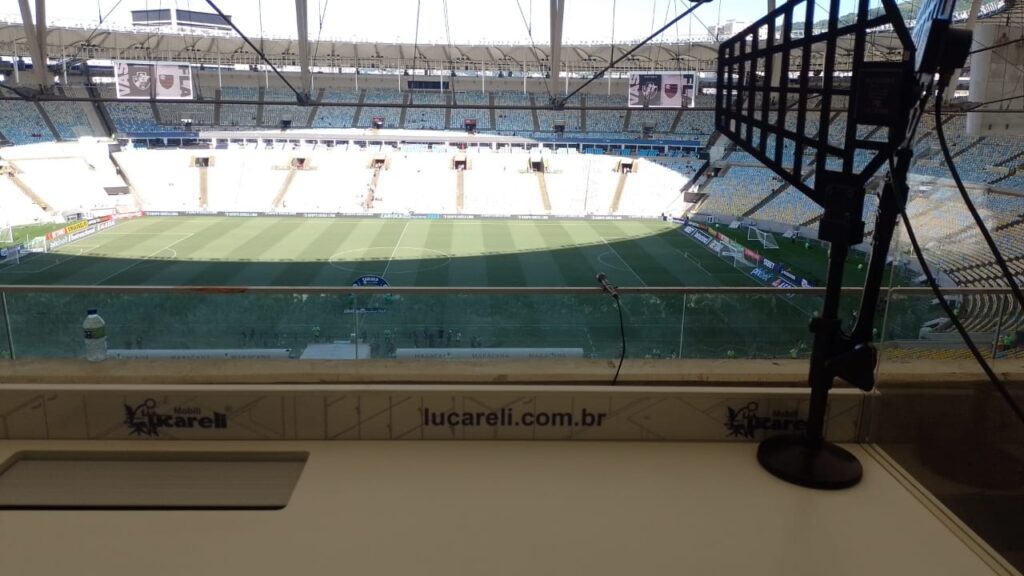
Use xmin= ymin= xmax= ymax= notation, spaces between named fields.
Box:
xmin=0 ymin=441 xmax=1016 ymax=576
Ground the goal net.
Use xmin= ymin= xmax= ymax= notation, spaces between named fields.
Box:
xmin=747 ymin=226 xmax=779 ymax=249
xmin=720 ymin=246 xmax=754 ymax=269
xmin=0 ymin=245 xmax=21 ymax=267
xmin=0 ymin=224 xmax=18 ymax=267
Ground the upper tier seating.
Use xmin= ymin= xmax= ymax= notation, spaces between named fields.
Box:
xmin=44 ymin=86 xmax=99 ymax=139
xmin=357 ymin=89 xmax=405 ymax=128
xmin=312 ymin=90 xmax=360 ymax=128
xmin=0 ymin=100 xmax=54 ymax=144
xmin=262 ymin=89 xmax=310 ymax=128
xmin=584 ymin=94 xmax=626 ymax=135
xmin=696 ymin=167 xmax=780 ymax=216
xmin=155 ymin=101 xmax=216 ymax=127
xmin=493 ymin=92 xmax=534 ymax=133
xmin=627 ymin=109 xmax=675 ymax=133
xmin=405 ymin=92 xmax=447 ymax=131
xmin=449 ymin=92 xmax=492 ymax=130
xmin=219 ymin=86 xmax=260 ymax=127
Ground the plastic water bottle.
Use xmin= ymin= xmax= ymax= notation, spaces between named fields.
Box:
xmin=83 ymin=308 xmax=107 ymax=362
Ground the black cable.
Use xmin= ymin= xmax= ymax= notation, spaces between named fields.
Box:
xmin=612 ymin=294 xmax=626 ymax=386
xmin=204 ymin=0 xmax=305 ymax=103
xmin=311 ymin=0 xmax=330 ymax=64
xmin=514 ymin=0 xmax=553 ymax=102
xmin=966 ymin=93 xmax=1024 ymax=111
xmin=442 ymin=0 xmax=458 ymax=107
xmin=934 ymin=88 xmax=1024 ymax=314
xmin=561 ymin=1 xmax=706 ymax=106
xmin=411 ymin=0 xmax=421 ymax=74
xmin=0 ymin=84 xmax=30 ymax=100
xmin=890 ymin=157 xmax=1024 ymax=428
xmin=968 ymin=36 xmax=1024 ymax=55
xmin=84 ymin=0 xmax=126 ymax=44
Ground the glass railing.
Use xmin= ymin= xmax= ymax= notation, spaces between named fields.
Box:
xmin=3 ymin=284 xmax=1019 ymax=572
xmin=0 ymin=285 xmax=1019 ymax=367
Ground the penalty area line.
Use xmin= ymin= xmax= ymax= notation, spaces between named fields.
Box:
xmin=91 ymin=233 xmax=195 ymax=285
xmin=600 ymin=237 xmax=647 ymax=287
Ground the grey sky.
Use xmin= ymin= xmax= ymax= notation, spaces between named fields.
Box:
xmin=7 ymin=0 xmax=775 ymax=44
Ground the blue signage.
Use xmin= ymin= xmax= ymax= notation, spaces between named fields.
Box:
xmin=352 ymin=275 xmax=390 ymax=287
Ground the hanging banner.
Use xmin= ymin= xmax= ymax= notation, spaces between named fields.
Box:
xmin=114 ymin=60 xmax=194 ymax=100
xmin=627 ymin=71 xmax=697 ymax=108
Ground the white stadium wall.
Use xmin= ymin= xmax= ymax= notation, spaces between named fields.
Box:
xmin=968 ymin=24 xmax=1024 ymax=136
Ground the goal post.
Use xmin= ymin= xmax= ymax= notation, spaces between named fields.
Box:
xmin=0 ymin=225 xmax=13 ymax=245
xmin=747 ymin=226 xmax=779 ymax=249
xmin=0 ymin=245 xmax=21 ymax=267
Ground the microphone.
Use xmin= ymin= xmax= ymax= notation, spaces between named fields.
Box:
xmin=596 ymin=272 xmax=619 ymax=299
xmin=596 ymin=272 xmax=626 ymax=386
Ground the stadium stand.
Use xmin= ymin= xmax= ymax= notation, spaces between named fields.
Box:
xmin=999 ymin=170 xmax=1024 ymax=191
xmin=42 ymin=86 xmax=99 ymax=139
xmin=375 ymin=152 xmax=457 ymax=213
xmin=674 ymin=110 xmax=715 ymax=146
xmin=205 ymin=150 xmax=292 ymax=211
xmin=493 ymin=92 xmax=534 ymax=133
xmin=262 ymin=89 xmax=311 ymax=128
xmin=8 ymin=155 xmax=114 ymax=215
xmin=673 ymin=96 xmax=716 ymax=145
xmin=536 ymin=103 xmax=581 ymax=134
xmin=114 ymin=149 xmax=203 ymax=211
xmin=97 ymin=85 xmax=162 ymax=134
xmin=616 ymin=158 xmax=696 ymax=216
xmin=0 ymin=100 xmax=53 ymax=144
xmin=156 ymin=98 xmax=216 ymax=127
xmin=312 ymin=90 xmax=360 ymax=128
xmin=405 ymin=92 xmax=448 ymax=130
xmin=627 ymin=109 xmax=675 ymax=134
xmin=219 ymin=86 xmax=260 ymax=127
xmin=449 ymin=91 xmax=492 ymax=131
xmin=0 ymin=168 xmax=55 ymax=224
xmin=357 ymin=89 xmax=405 ymax=128
xmin=282 ymin=151 xmax=375 ymax=213
xmin=584 ymin=94 xmax=627 ymax=134
xmin=750 ymin=186 xmax=823 ymax=226
xmin=462 ymin=152 xmax=545 ymax=215
xmin=696 ymin=167 xmax=781 ymax=217
xmin=544 ymin=153 xmax=591 ymax=216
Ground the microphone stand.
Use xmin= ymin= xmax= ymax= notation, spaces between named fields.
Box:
xmin=597 ymin=273 xmax=626 ymax=385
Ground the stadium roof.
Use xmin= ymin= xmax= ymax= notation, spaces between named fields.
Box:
xmin=0 ymin=20 xmax=920 ymax=74
xmin=0 ymin=18 xmax=724 ymax=72
xmin=0 ymin=0 xmax=1013 ymax=74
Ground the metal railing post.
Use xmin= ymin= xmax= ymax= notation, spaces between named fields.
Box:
xmin=1 ymin=291 xmax=14 ymax=360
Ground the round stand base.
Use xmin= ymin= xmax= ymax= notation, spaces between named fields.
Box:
xmin=757 ymin=434 xmax=863 ymax=490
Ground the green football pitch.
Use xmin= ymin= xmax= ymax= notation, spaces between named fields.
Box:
xmin=0 ymin=217 xmax=920 ymax=360
xmin=0 ymin=216 xmax=880 ymax=287
xmin=1 ymin=217 xmax=757 ymax=287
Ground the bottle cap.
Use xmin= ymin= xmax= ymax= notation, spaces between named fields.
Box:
xmin=87 ymin=308 xmax=98 ymax=315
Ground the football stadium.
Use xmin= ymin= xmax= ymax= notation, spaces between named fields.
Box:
xmin=1 ymin=0 xmax=1024 ymax=574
